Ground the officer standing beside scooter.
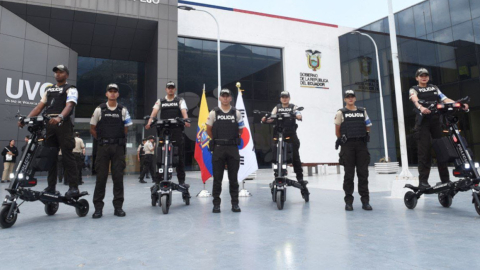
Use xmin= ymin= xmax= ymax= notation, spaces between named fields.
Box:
xmin=335 ymin=90 xmax=373 ymax=211
xmin=145 ymin=81 xmax=190 ymax=186
xmin=18 ymin=64 xmax=80 ymax=198
xmin=206 ymin=89 xmax=245 ymax=213
xmin=262 ymin=91 xmax=305 ymax=186
xmin=409 ymin=68 xmax=469 ymax=189
xmin=90 ymin=83 xmax=132 ymax=218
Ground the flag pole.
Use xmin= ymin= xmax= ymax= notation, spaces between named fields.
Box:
xmin=236 ymin=82 xmax=253 ymax=197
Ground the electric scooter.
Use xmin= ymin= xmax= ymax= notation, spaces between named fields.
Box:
xmin=254 ymin=107 xmax=309 ymax=210
xmin=1 ymin=113 xmax=89 ymax=228
xmin=404 ymin=97 xmax=480 ymax=215
xmin=148 ymin=117 xmax=191 ymax=214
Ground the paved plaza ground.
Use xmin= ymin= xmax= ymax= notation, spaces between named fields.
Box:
xmin=0 ymin=167 xmax=479 ymax=269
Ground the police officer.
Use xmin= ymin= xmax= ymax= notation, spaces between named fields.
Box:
xmin=139 ymin=136 xmax=155 ymax=183
xmin=19 ymin=64 xmax=80 ymax=198
xmin=409 ymin=68 xmax=469 ymax=189
xmin=262 ymin=91 xmax=305 ymax=185
xmin=73 ymin=132 xmax=85 ymax=185
xmin=334 ymin=90 xmax=373 ymax=211
xmin=137 ymin=138 xmax=147 ymax=180
xmin=206 ymin=88 xmax=245 ymax=213
xmin=145 ymin=81 xmax=190 ymax=186
xmin=90 ymin=83 xmax=133 ymax=218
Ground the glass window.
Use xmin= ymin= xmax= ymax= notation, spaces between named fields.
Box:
xmin=438 ymin=60 xmax=458 ymax=84
xmin=452 ymin=20 xmax=475 ymax=43
xmin=472 ymin=0 xmax=480 ymax=19
xmin=449 ymin=0 xmax=472 ymax=25
xmin=417 ymin=40 xmax=437 ymax=66
xmin=456 ymin=54 xmax=478 ymax=80
xmin=436 ymin=43 xmax=456 ymax=62
xmin=473 ymin=17 xmax=480 ymax=44
xmin=369 ymin=19 xmax=384 ymax=33
xmin=434 ymin=27 xmax=454 ymax=43
xmin=413 ymin=1 xmax=433 ymax=37
xmin=397 ymin=8 xmax=415 ymax=37
xmin=430 ymin=0 xmax=452 ymax=31
xmin=76 ymin=57 xmax=145 ymax=119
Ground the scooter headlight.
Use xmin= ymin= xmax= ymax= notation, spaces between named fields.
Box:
xmin=159 ymin=169 xmax=164 ymax=173
xmin=475 ymin=163 xmax=479 ymax=168
xmin=465 ymin=163 xmax=471 ymax=169
xmin=168 ymin=168 xmax=173 ymax=173
xmin=273 ymin=164 xmax=278 ymax=169
xmin=282 ymin=164 xmax=287 ymax=169
xmin=9 ymin=173 xmax=14 ymax=179
xmin=18 ymin=173 xmax=24 ymax=179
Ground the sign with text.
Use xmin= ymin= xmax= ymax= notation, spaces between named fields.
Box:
xmin=4 ymin=78 xmax=51 ymax=106
xmin=300 ymin=49 xmax=330 ymax=89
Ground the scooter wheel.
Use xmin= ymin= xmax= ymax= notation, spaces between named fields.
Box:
xmin=474 ymin=200 xmax=480 ymax=216
xmin=151 ymin=194 xmax=158 ymax=206
xmin=0 ymin=205 xmax=17 ymax=228
xmin=276 ymin=190 xmax=284 ymax=210
xmin=75 ymin=199 xmax=89 ymax=217
xmin=301 ymin=188 xmax=310 ymax=203
xmin=161 ymin=195 xmax=170 ymax=214
xmin=44 ymin=202 xmax=59 ymax=216
xmin=404 ymin=191 xmax=418 ymax=210
xmin=438 ymin=192 xmax=453 ymax=208
xmin=183 ymin=193 xmax=190 ymax=205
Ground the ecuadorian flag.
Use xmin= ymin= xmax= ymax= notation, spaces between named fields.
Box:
xmin=194 ymin=89 xmax=213 ymax=183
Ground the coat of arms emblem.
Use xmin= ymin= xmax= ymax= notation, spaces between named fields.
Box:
xmin=305 ymin=50 xmax=321 ymax=71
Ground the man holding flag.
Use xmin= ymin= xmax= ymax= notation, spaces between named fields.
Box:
xmin=206 ymin=88 xmax=244 ymax=213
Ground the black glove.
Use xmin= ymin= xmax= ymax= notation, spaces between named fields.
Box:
xmin=335 ymin=138 xmax=341 ymax=150
xmin=365 ymin=132 xmax=370 ymax=143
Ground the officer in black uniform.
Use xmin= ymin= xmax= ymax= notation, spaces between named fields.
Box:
xmin=206 ymin=88 xmax=245 ymax=213
xmin=19 ymin=64 xmax=80 ymax=198
xmin=145 ymin=81 xmax=190 ymax=186
xmin=409 ymin=68 xmax=469 ymax=189
xmin=262 ymin=91 xmax=304 ymax=185
xmin=90 ymin=83 xmax=133 ymax=218
xmin=335 ymin=90 xmax=372 ymax=211
xmin=137 ymin=138 xmax=147 ymax=180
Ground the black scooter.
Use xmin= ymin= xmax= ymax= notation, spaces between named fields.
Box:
xmin=404 ymin=97 xmax=480 ymax=215
xmin=148 ymin=117 xmax=191 ymax=214
xmin=1 ymin=114 xmax=89 ymax=228
xmin=254 ymin=107 xmax=309 ymax=210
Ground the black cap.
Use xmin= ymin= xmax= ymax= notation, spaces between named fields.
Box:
xmin=280 ymin=91 xmax=290 ymax=98
xmin=415 ymin=68 xmax=429 ymax=77
xmin=220 ymin=88 xmax=231 ymax=96
xmin=142 ymin=138 xmax=147 ymax=141
xmin=52 ymin=64 xmax=69 ymax=75
xmin=106 ymin=83 xmax=119 ymax=91
xmin=147 ymin=135 xmax=155 ymax=140
xmin=344 ymin=90 xmax=355 ymax=97
xmin=166 ymin=81 xmax=176 ymax=88
xmin=75 ymin=132 xmax=79 ymax=136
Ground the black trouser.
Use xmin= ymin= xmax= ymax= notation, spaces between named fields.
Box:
xmin=158 ymin=128 xmax=186 ymax=184
xmin=272 ymin=133 xmax=303 ymax=181
xmin=212 ymin=145 xmax=240 ymax=206
xmin=74 ymin=153 xmax=83 ymax=184
xmin=57 ymin=155 xmax=64 ymax=182
xmin=339 ymin=139 xmax=370 ymax=204
xmin=139 ymin=155 xmax=145 ymax=175
xmin=93 ymin=144 xmax=126 ymax=210
xmin=415 ymin=115 xmax=450 ymax=185
xmin=44 ymin=119 xmax=78 ymax=189
xmin=140 ymin=154 xmax=155 ymax=181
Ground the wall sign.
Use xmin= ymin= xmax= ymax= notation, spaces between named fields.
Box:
xmin=300 ymin=49 xmax=330 ymax=89
xmin=5 ymin=78 xmax=51 ymax=106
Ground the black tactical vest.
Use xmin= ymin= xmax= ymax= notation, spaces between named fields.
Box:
xmin=96 ymin=103 xmax=125 ymax=139
xmin=275 ymin=103 xmax=297 ymax=135
xmin=340 ymin=107 xmax=366 ymax=139
xmin=139 ymin=144 xmax=145 ymax=156
xmin=45 ymin=84 xmax=76 ymax=120
xmin=412 ymin=84 xmax=440 ymax=102
xmin=160 ymin=97 xmax=183 ymax=119
xmin=212 ymin=107 xmax=239 ymax=140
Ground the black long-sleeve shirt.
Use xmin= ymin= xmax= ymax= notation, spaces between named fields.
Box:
xmin=2 ymin=145 xmax=18 ymax=163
